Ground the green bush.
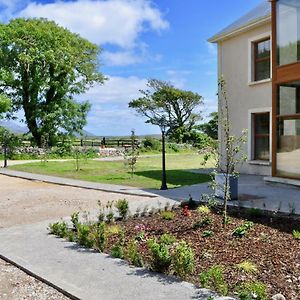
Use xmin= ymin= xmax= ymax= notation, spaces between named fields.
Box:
xmin=233 ymin=221 xmax=254 ymax=238
xmin=142 ymin=137 xmax=161 ymax=152
xmin=92 ymin=222 xmax=107 ymax=252
xmin=236 ymin=281 xmax=267 ymax=300
xmin=77 ymin=223 xmax=94 ymax=248
xmin=126 ymin=239 xmax=143 ymax=267
xmin=199 ymin=265 xmax=228 ymax=296
xmin=167 ymin=143 xmax=179 ymax=152
xmin=194 ymin=217 xmax=212 ymax=229
xmin=48 ymin=221 xmax=69 ymax=238
xmin=202 ymin=230 xmax=214 ymax=238
xmin=292 ymin=229 xmax=300 ymax=240
xmin=147 ymin=234 xmax=176 ymax=272
xmin=161 ymin=211 xmax=175 ymax=220
xmin=71 ymin=212 xmax=79 ymax=230
xmin=172 ymin=241 xmax=195 ymax=278
xmin=236 ymin=261 xmax=258 ymax=274
xmin=111 ymin=231 xmax=125 ymax=259
xmin=197 ymin=205 xmax=211 ymax=215
xmin=115 ymin=199 xmax=129 ymax=220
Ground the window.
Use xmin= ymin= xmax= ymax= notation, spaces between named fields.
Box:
xmin=277 ymin=0 xmax=300 ymax=66
xmin=253 ymin=38 xmax=271 ymax=81
xmin=253 ymin=113 xmax=270 ymax=160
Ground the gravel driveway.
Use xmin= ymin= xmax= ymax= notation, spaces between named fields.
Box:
xmin=0 ymin=174 xmax=158 ymax=299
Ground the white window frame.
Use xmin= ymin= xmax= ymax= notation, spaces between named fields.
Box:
xmin=248 ymin=32 xmax=272 ymax=85
xmin=248 ymin=107 xmax=272 ymax=165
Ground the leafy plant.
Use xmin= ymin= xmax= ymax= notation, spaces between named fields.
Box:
xmin=97 ymin=200 xmax=105 ymax=223
xmin=236 ymin=281 xmax=267 ymax=300
xmin=123 ymin=130 xmax=139 ymax=178
xmin=172 ymin=241 xmax=195 ymax=278
xmin=147 ymin=237 xmax=174 ymax=272
xmin=161 ymin=211 xmax=175 ymax=220
xmin=106 ymin=212 xmax=114 ymax=223
xmin=247 ymin=208 xmax=263 ymax=218
xmin=71 ymin=212 xmax=79 ymax=230
xmin=126 ymin=239 xmax=143 ymax=267
xmin=111 ymin=231 xmax=125 ymax=259
xmin=199 ymin=265 xmax=228 ymax=296
xmin=202 ymin=230 xmax=214 ymax=238
xmin=194 ymin=217 xmax=212 ymax=229
xmin=292 ymin=230 xmax=300 ymax=240
xmin=92 ymin=222 xmax=107 ymax=252
xmin=115 ymin=199 xmax=129 ymax=220
xmin=106 ymin=225 xmax=121 ymax=236
xmin=233 ymin=221 xmax=254 ymax=238
xmin=48 ymin=221 xmax=69 ymax=238
xmin=236 ymin=261 xmax=258 ymax=274
xmin=77 ymin=223 xmax=94 ymax=248
xmin=159 ymin=233 xmax=176 ymax=245
xmin=197 ymin=205 xmax=211 ymax=215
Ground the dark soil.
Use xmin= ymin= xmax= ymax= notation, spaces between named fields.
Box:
xmin=108 ymin=208 xmax=300 ymax=299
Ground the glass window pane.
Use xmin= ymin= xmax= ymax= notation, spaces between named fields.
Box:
xmin=278 ymin=81 xmax=300 ymax=115
xmin=255 ymin=60 xmax=270 ymax=81
xmin=256 ymin=40 xmax=270 ymax=59
xmin=255 ymin=113 xmax=270 ymax=134
xmin=255 ymin=137 xmax=270 ymax=161
xmin=277 ymin=0 xmax=300 ymax=65
xmin=277 ymin=118 xmax=300 ymax=179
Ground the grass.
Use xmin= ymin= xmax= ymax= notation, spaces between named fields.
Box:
xmin=10 ymin=153 xmax=211 ymax=189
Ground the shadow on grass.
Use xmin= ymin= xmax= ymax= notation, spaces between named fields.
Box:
xmin=134 ymin=169 xmax=210 ymax=187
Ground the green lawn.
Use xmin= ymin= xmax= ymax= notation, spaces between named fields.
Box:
xmin=10 ymin=153 xmax=212 ymax=189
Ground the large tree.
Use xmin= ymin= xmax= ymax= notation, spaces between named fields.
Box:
xmin=0 ymin=18 xmax=105 ymax=146
xmin=198 ymin=112 xmax=218 ymax=140
xmin=129 ymin=79 xmax=203 ymax=143
xmin=0 ymin=94 xmax=11 ymax=117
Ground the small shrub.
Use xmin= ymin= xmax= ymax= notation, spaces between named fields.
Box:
xmin=233 ymin=221 xmax=254 ymax=238
xmin=71 ymin=212 xmax=79 ymax=230
xmin=202 ymin=230 xmax=214 ymax=238
xmin=197 ymin=205 xmax=211 ymax=215
xmin=126 ymin=239 xmax=143 ymax=267
xmin=147 ymin=238 xmax=173 ymax=272
xmin=67 ymin=231 xmax=76 ymax=242
xmin=106 ymin=225 xmax=121 ymax=236
xmin=292 ymin=230 xmax=300 ymax=240
xmin=97 ymin=200 xmax=105 ymax=223
xmin=236 ymin=281 xmax=267 ymax=300
xmin=236 ymin=261 xmax=258 ymax=274
xmin=160 ymin=233 xmax=176 ymax=245
xmin=199 ymin=265 xmax=228 ymax=296
xmin=49 ymin=221 xmax=69 ymax=238
xmin=194 ymin=217 xmax=212 ymax=229
xmin=106 ymin=212 xmax=114 ymax=223
xmin=111 ymin=231 xmax=125 ymax=259
xmin=115 ymin=199 xmax=129 ymax=220
xmin=172 ymin=241 xmax=195 ymax=278
xmin=92 ymin=222 xmax=107 ymax=252
xmin=161 ymin=211 xmax=175 ymax=220
xmin=77 ymin=223 xmax=94 ymax=248
xmin=135 ymin=231 xmax=146 ymax=242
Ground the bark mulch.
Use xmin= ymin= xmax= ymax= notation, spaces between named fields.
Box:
xmin=109 ymin=207 xmax=300 ymax=299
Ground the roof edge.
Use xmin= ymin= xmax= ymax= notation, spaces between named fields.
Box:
xmin=208 ymin=15 xmax=271 ymax=43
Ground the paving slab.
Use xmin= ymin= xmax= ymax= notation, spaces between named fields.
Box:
xmin=0 ymin=222 xmax=234 ymax=300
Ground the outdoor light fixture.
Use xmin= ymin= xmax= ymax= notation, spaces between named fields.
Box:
xmin=157 ymin=116 xmax=168 ymax=190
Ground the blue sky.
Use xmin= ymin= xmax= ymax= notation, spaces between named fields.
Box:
xmin=0 ymin=0 xmax=264 ymax=136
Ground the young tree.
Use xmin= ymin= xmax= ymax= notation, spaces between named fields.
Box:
xmin=128 ymin=79 xmax=203 ymax=143
xmin=202 ymin=78 xmax=247 ymax=225
xmin=0 ymin=127 xmax=20 ymax=167
xmin=0 ymin=18 xmax=105 ymax=146
xmin=124 ymin=130 xmax=139 ymax=178
xmin=198 ymin=112 xmax=218 ymax=140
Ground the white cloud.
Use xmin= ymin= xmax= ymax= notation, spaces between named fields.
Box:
xmin=102 ymin=50 xmax=143 ymax=67
xmin=79 ymin=75 xmax=158 ymax=135
xmin=18 ymin=0 xmax=169 ymax=49
xmin=166 ymin=69 xmax=192 ymax=89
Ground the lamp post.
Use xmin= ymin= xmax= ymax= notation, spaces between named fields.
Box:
xmin=159 ymin=118 xmax=168 ymax=190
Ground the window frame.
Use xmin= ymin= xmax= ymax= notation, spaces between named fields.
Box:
xmin=253 ymin=38 xmax=271 ymax=82
xmin=253 ymin=112 xmax=271 ymax=161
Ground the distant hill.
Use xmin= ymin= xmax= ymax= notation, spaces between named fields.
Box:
xmin=0 ymin=121 xmax=28 ymax=134
xmin=0 ymin=120 xmax=94 ymax=137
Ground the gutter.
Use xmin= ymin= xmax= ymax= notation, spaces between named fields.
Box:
xmin=208 ymin=15 xmax=271 ymax=43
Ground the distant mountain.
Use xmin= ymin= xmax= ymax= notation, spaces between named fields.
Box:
xmin=0 ymin=121 xmax=28 ymax=134
xmin=0 ymin=121 xmax=94 ymax=137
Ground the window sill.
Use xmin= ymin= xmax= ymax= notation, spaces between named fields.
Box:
xmin=248 ymin=160 xmax=271 ymax=166
xmin=248 ymin=78 xmax=272 ymax=86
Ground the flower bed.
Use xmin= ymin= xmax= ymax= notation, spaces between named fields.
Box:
xmin=49 ymin=202 xmax=300 ymax=299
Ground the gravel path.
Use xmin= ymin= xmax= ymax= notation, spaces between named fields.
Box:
xmin=0 ymin=174 xmax=163 ymax=299
xmin=0 ymin=258 xmax=68 ymax=300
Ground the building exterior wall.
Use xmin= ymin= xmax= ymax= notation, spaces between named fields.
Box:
xmin=218 ymin=22 xmax=272 ymax=175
